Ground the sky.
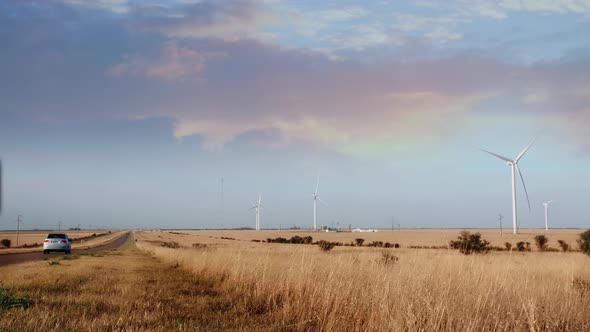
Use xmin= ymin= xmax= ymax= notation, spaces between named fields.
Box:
xmin=0 ymin=0 xmax=589 ymax=230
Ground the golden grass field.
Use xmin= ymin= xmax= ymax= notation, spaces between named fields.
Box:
xmin=1 ymin=229 xmax=589 ymax=331
xmin=136 ymin=229 xmax=590 ymax=331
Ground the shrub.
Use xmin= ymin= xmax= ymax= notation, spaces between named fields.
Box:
xmin=161 ymin=241 xmax=180 ymax=249
xmin=354 ymin=238 xmax=365 ymax=247
xmin=303 ymin=236 xmax=313 ymax=244
xmin=289 ymin=236 xmax=304 ymax=244
xmin=0 ymin=239 xmax=11 ymax=248
xmin=557 ymin=240 xmax=569 ymax=252
xmin=534 ymin=235 xmax=549 ymax=251
xmin=318 ymin=240 xmax=335 ymax=252
xmin=448 ymin=231 xmax=490 ymax=255
xmin=368 ymin=241 xmax=384 ymax=247
xmin=268 ymin=237 xmax=288 ymax=244
xmin=505 ymin=242 xmax=512 ymax=251
xmin=516 ymin=241 xmax=531 ymax=252
xmin=579 ymin=230 xmax=590 ymax=255
xmin=379 ymin=252 xmax=398 ymax=266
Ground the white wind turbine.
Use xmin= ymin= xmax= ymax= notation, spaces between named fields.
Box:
xmin=481 ymin=139 xmax=535 ymax=235
xmin=250 ymin=194 xmax=262 ymax=231
xmin=312 ymin=172 xmax=326 ymax=231
xmin=543 ymin=201 xmax=553 ymax=231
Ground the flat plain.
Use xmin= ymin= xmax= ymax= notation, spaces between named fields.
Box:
xmin=1 ymin=229 xmax=588 ymax=331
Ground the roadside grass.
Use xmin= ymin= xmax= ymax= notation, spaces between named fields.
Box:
xmin=0 ymin=238 xmax=272 ymax=331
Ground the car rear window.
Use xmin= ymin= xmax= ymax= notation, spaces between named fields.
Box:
xmin=47 ymin=234 xmax=67 ymax=239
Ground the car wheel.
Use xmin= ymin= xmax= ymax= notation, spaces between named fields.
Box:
xmin=65 ymin=250 xmax=71 ymax=255
xmin=43 ymin=250 xmax=48 ymax=254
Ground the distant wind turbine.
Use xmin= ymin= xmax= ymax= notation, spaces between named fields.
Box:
xmin=313 ymin=172 xmax=326 ymax=231
xmin=481 ymin=139 xmax=536 ymax=235
xmin=250 ymin=194 xmax=262 ymax=231
xmin=543 ymin=201 xmax=553 ymax=231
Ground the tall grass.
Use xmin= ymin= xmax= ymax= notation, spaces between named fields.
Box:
xmin=137 ymin=232 xmax=590 ymax=331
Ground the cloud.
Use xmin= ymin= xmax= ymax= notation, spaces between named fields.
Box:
xmin=129 ymin=0 xmax=278 ymax=41
xmin=108 ymin=43 xmax=224 ymax=81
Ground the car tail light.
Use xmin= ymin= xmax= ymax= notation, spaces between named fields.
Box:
xmin=61 ymin=240 xmax=67 ymax=244
xmin=44 ymin=240 xmax=49 ymax=243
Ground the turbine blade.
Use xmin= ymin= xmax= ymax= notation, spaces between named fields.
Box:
xmin=315 ymin=171 xmax=320 ymax=194
xmin=258 ymin=194 xmax=262 ymax=205
xmin=318 ymin=196 xmax=328 ymax=207
xmin=515 ymin=138 xmax=536 ymax=163
xmin=480 ymin=149 xmax=513 ymax=163
xmin=516 ymin=165 xmax=531 ymax=212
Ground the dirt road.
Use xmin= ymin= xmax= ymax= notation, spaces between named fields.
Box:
xmin=0 ymin=232 xmax=131 ymax=268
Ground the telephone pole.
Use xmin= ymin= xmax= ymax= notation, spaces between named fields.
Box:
xmin=498 ymin=213 xmax=503 ymax=236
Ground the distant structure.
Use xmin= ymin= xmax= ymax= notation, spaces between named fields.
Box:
xmin=312 ymin=172 xmax=326 ymax=231
xmin=498 ymin=213 xmax=503 ymax=236
xmin=481 ymin=139 xmax=535 ymax=234
xmin=543 ymin=201 xmax=554 ymax=231
xmin=16 ymin=215 xmax=23 ymax=246
xmin=250 ymin=194 xmax=263 ymax=231
xmin=352 ymin=228 xmax=379 ymax=233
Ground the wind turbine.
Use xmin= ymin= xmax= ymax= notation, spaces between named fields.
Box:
xmin=250 ymin=194 xmax=262 ymax=231
xmin=543 ymin=201 xmax=553 ymax=231
xmin=312 ymin=172 xmax=326 ymax=231
xmin=481 ymin=139 xmax=535 ymax=235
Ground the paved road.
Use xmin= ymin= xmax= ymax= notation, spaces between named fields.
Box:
xmin=0 ymin=232 xmax=131 ymax=268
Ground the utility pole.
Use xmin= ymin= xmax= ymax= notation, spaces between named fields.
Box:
xmin=58 ymin=221 xmax=62 ymax=231
xmin=498 ymin=213 xmax=503 ymax=236
xmin=220 ymin=177 xmax=224 ymax=226
xmin=16 ymin=215 xmax=23 ymax=246
xmin=391 ymin=217 xmax=394 ymax=232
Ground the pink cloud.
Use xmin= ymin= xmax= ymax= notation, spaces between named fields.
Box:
xmin=108 ymin=44 xmax=224 ymax=81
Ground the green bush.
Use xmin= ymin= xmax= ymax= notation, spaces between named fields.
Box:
xmin=448 ymin=231 xmax=490 ymax=255
xmin=534 ymin=235 xmax=549 ymax=251
xmin=0 ymin=239 xmax=10 ymax=248
xmin=0 ymin=289 xmax=32 ymax=309
xmin=579 ymin=230 xmax=590 ymax=255
xmin=557 ymin=240 xmax=569 ymax=252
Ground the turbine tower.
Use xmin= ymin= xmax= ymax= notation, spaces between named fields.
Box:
xmin=312 ymin=172 xmax=324 ymax=231
xmin=250 ymin=194 xmax=262 ymax=231
xmin=481 ymin=139 xmax=535 ymax=235
xmin=543 ymin=201 xmax=553 ymax=231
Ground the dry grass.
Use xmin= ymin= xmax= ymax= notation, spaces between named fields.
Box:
xmin=156 ymin=228 xmax=583 ymax=251
xmin=2 ymin=229 xmax=588 ymax=331
xmin=0 ymin=236 xmax=273 ymax=331
xmin=137 ymin=230 xmax=590 ymax=331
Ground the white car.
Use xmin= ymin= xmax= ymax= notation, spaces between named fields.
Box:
xmin=43 ymin=233 xmax=72 ymax=254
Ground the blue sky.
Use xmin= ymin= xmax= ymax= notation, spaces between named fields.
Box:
xmin=0 ymin=0 xmax=589 ymax=230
